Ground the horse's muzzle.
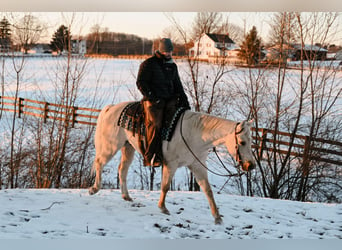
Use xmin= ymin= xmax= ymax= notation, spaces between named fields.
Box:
xmin=242 ymin=161 xmax=255 ymax=172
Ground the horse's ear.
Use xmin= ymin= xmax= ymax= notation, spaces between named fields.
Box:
xmin=247 ymin=119 xmax=254 ymax=127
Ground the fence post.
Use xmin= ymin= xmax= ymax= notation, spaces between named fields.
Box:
xmin=44 ymin=102 xmax=49 ymax=123
xmin=71 ymin=106 xmax=78 ymax=128
xmin=18 ymin=97 xmax=24 ymax=118
xmin=302 ymin=136 xmax=311 ymax=176
xmin=258 ymin=128 xmax=268 ymax=159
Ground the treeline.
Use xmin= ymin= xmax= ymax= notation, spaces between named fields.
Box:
xmin=0 ymin=15 xmax=187 ymax=56
xmin=86 ymin=31 xmax=153 ymax=56
xmin=86 ymin=29 xmax=187 ymax=56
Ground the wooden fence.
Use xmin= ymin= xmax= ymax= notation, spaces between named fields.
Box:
xmin=0 ymin=96 xmax=101 ymax=127
xmin=1 ymin=96 xmax=341 ymax=166
xmin=252 ymin=127 xmax=342 ymax=166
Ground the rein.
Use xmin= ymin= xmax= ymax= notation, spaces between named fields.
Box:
xmin=179 ymin=112 xmax=244 ymax=178
xmin=234 ymin=122 xmax=244 ymax=166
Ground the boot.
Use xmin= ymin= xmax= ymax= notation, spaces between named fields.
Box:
xmin=150 ymin=153 xmax=163 ymax=167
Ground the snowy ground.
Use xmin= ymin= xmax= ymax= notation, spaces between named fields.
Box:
xmin=1 ymin=57 xmax=341 ymax=242
xmin=0 ymin=188 xmax=341 ymax=239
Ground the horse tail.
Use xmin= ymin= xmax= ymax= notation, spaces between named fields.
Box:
xmin=91 ymin=104 xmax=114 ymax=175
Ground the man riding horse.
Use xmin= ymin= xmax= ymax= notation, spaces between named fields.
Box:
xmin=136 ymin=38 xmax=190 ymax=167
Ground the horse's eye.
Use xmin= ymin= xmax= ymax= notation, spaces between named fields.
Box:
xmin=240 ymin=141 xmax=246 ymax=146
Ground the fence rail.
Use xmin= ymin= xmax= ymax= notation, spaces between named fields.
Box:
xmin=0 ymin=96 xmax=101 ymax=127
xmin=1 ymin=96 xmax=341 ymax=166
xmin=252 ymin=127 xmax=342 ymax=166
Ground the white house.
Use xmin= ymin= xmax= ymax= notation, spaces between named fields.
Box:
xmin=71 ymin=40 xmax=87 ymax=56
xmin=189 ymin=33 xmax=238 ymax=60
xmin=336 ymin=50 xmax=342 ymax=60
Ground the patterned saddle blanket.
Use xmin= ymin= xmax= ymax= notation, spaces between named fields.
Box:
xmin=117 ymin=101 xmax=187 ymax=141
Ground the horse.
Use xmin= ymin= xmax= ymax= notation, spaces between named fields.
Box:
xmin=88 ymin=101 xmax=255 ymax=224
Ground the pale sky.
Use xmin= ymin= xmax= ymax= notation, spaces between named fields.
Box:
xmin=3 ymin=12 xmax=342 ymax=45
xmin=6 ymin=12 xmax=273 ymax=43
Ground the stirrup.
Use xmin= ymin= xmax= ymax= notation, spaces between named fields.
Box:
xmin=150 ymin=153 xmax=162 ymax=167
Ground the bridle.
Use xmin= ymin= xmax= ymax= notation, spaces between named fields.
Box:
xmin=234 ymin=122 xmax=245 ymax=167
xmin=179 ymin=112 xmax=245 ymax=178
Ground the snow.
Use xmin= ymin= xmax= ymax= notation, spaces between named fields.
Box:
xmin=0 ymin=188 xmax=341 ymax=239
xmin=1 ymin=57 xmax=342 ymax=241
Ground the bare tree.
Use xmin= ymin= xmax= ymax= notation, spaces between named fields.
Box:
xmin=8 ymin=55 xmax=26 ymax=188
xmin=268 ymin=12 xmax=300 ymax=46
xmin=226 ymin=12 xmax=342 ymax=202
xmin=12 ymin=14 xmax=45 ymax=54
xmin=293 ymin=12 xmax=341 ymax=201
xmin=218 ymin=16 xmax=244 ymax=44
xmin=191 ymin=12 xmax=223 ymax=40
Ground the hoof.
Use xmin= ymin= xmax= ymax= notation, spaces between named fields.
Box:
xmin=123 ymin=195 xmax=133 ymax=202
xmin=160 ymin=207 xmax=170 ymax=215
xmin=88 ymin=187 xmax=99 ymax=195
xmin=215 ymin=217 xmax=223 ymax=225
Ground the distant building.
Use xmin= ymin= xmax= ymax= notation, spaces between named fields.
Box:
xmin=30 ymin=44 xmax=51 ymax=54
xmin=292 ymin=44 xmax=328 ymax=61
xmin=264 ymin=44 xmax=296 ymax=63
xmin=71 ymin=40 xmax=87 ymax=56
xmin=326 ymin=45 xmax=342 ymax=60
xmin=265 ymin=43 xmax=328 ymax=62
xmin=189 ymin=33 xmax=238 ymax=60
xmin=336 ymin=50 xmax=342 ymax=60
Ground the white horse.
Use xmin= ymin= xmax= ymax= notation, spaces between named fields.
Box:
xmin=89 ymin=101 xmax=255 ymax=224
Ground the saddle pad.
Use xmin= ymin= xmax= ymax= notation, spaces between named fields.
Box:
xmin=161 ymin=106 xmax=187 ymax=141
xmin=117 ymin=102 xmax=187 ymax=141
xmin=117 ymin=102 xmax=144 ymax=136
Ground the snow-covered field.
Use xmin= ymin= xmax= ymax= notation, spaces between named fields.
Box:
xmin=1 ymin=57 xmax=342 ymax=241
xmin=0 ymin=188 xmax=341 ymax=239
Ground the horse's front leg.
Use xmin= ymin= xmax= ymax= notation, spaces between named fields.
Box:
xmin=158 ymin=164 xmax=176 ymax=215
xmin=189 ymin=164 xmax=223 ymax=225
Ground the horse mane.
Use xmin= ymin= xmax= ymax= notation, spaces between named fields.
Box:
xmin=186 ymin=111 xmax=237 ymax=141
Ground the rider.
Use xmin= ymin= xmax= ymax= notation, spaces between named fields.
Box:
xmin=136 ymin=38 xmax=190 ymax=167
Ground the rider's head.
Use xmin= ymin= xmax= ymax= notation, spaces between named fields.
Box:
xmin=159 ymin=38 xmax=173 ymax=60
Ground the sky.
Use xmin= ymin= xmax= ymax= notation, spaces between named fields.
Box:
xmin=4 ymin=11 xmax=342 ymax=46
xmin=3 ymin=0 xmax=342 ymax=43
xmin=5 ymin=12 xmax=274 ymax=44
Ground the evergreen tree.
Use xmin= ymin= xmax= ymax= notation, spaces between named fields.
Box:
xmin=238 ymin=26 xmax=262 ymax=65
xmin=0 ymin=17 xmax=11 ymax=39
xmin=50 ymin=25 xmax=71 ymax=53
xmin=0 ymin=17 xmax=12 ymax=50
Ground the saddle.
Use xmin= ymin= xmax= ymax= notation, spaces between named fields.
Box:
xmin=117 ymin=101 xmax=188 ymax=155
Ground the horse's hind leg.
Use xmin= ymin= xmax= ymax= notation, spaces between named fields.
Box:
xmin=89 ymin=147 xmax=119 ymax=195
xmin=118 ymin=142 xmax=135 ymax=201
xmin=189 ymin=164 xmax=222 ymax=225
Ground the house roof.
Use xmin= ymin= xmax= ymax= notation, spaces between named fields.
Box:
xmin=292 ymin=44 xmax=328 ymax=52
xmin=266 ymin=43 xmax=328 ymax=53
xmin=327 ymin=46 xmax=342 ymax=53
xmin=205 ymin=33 xmax=235 ymax=44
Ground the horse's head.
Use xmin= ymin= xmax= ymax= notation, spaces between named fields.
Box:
xmin=227 ymin=120 xmax=255 ymax=172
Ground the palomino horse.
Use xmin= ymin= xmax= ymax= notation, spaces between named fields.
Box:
xmin=89 ymin=101 xmax=255 ymax=224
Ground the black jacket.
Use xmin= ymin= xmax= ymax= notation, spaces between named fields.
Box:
xmin=136 ymin=52 xmax=190 ymax=108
